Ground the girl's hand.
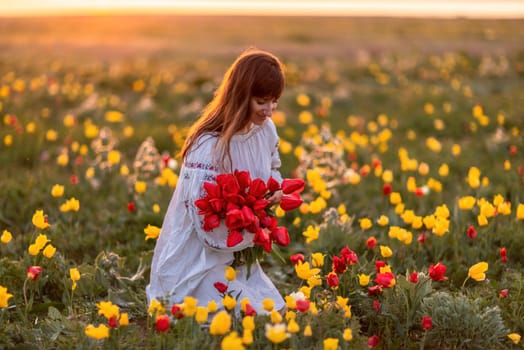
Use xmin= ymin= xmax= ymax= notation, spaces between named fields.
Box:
xmin=266 ymin=190 xmax=283 ymax=205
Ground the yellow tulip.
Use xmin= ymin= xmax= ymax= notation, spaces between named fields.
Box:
xmin=0 ymin=285 xmax=14 ymax=308
xmin=84 ymin=324 xmax=110 ymax=340
xmin=242 ymin=329 xmax=253 ymax=345
xmin=265 ymin=323 xmax=290 ymax=344
xmin=43 ymin=244 xmax=56 ymax=259
xmin=324 ymin=338 xmax=339 ymax=350
xmin=343 ymin=328 xmax=353 ymax=341
xmin=295 ymin=261 xmax=320 ymax=280
xmin=287 ymin=319 xmax=300 ymax=333
xmin=303 ymin=324 xmax=313 ymax=336
xmin=224 ymin=266 xmax=237 ymax=281
xmin=262 ymin=298 xmax=275 ymax=312
xmin=32 ymin=210 xmax=50 ymax=229
xmin=380 ymin=245 xmax=393 ymax=258
xmin=207 ymin=300 xmax=218 ymax=313
xmin=144 ymin=225 xmax=161 ymax=240
xmin=358 ymin=274 xmax=371 ymax=286
xmin=270 ymin=309 xmax=283 ymax=323
xmin=51 ymin=184 xmax=65 ymax=198
xmin=359 ymin=218 xmax=372 ymax=230
xmin=194 ymin=306 xmax=208 ymax=323
xmin=311 ymin=252 xmax=325 ymax=267
xmin=222 ymin=295 xmax=236 ymax=311
xmin=302 ymin=225 xmax=320 ymax=244
xmin=119 ymin=313 xmax=129 ymax=326
xmin=242 ymin=315 xmax=255 ymax=331
xmin=1 ymin=230 xmax=12 ymax=244
xmin=508 ymin=333 xmax=521 ymax=344
xmin=35 ymin=234 xmax=50 ymax=251
xmin=221 ymin=331 xmax=245 ymax=350
xmin=209 ymin=310 xmax=231 ymax=335
xmin=468 ymin=262 xmax=488 ymax=281
xmin=97 ymin=300 xmax=120 ymax=320
xmin=134 ymin=181 xmax=147 ymax=194
xmin=377 ymin=215 xmax=389 ymax=226
xmin=517 ymin=203 xmax=524 ymax=220
xmin=148 ymin=299 xmax=165 ymax=317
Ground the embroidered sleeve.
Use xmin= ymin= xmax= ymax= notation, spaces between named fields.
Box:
xmin=269 ymin=124 xmax=283 ymax=183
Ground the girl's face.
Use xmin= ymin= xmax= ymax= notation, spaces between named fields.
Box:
xmin=249 ymin=96 xmax=278 ymax=125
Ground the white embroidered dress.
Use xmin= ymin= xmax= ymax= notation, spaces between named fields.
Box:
xmin=146 ymin=118 xmax=285 ymax=314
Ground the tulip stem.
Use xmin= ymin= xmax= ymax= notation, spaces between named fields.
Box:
xmin=22 ymin=278 xmax=29 ymax=311
xmin=461 ymin=276 xmax=470 ymax=289
xmin=419 ymin=331 xmax=427 ymax=350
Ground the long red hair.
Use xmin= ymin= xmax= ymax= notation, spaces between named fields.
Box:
xmin=180 ymin=48 xmax=285 ymax=169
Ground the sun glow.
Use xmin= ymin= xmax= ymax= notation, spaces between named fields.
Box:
xmin=2 ymin=0 xmax=524 ymax=17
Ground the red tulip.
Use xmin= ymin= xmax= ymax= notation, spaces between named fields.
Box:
xmin=332 ymin=256 xmax=347 ymax=274
xmin=382 ymin=183 xmax=392 ymax=195
xmin=271 ymin=227 xmax=290 ymax=247
xmin=266 ymin=176 xmax=281 ymax=193
xmin=428 ymin=262 xmax=448 ymax=281
xmin=127 ymin=202 xmax=136 ymax=213
xmin=372 ymin=300 xmax=381 ymax=312
xmin=225 ymin=209 xmax=245 ymax=231
xmin=326 ymin=272 xmax=339 ymax=289
xmin=248 ymin=178 xmax=267 ymax=198
xmin=421 ymin=316 xmax=433 ymax=330
xmin=281 ymin=178 xmax=305 ymax=194
xmin=375 ymin=272 xmax=395 ymax=288
xmin=499 ymin=289 xmax=509 ymax=298
xmin=70 ymin=174 xmax=78 ymax=185
xmin=367 ymin=285 xmax=383 ymax=297
xmin=279 ymin=193 xmax=303 ymax=212
xmin=500 ymin=247 xmax=508 ymax=263
xmin=415 ymin=187 xmax=425 ymax=197
xmin=340 ymin=246 xmax=358 ymax=265
xmin=290 ymin=253 xmax=305 ymax=265
xmin=254 ymin=228 xmax=272 ymax=253
xmin=467 ymin=225 xmax=477 ymax=239
xmin=108 ymin=316 xmax=118 ymax=328
xmin=243 ymin=303 xmax=257 ymax=316
xmin=296 ymin=299 xmax=310 ymax=312
xmin=367 ymin=335 xmax=380 ymax=348
xmin=216 ymin=173 xmax=240 ymax=195
xmin=155 ymin=315 xmax=170 ymax=332
xmin=234 ymin=169 xmax=251 ymax=191
xmin=203 ymin=182 xmax=221 ymax=199
xmin=203 ymin=213 xmax=220 ymax=231
xmin=213 ymin=282 xmax=228 ymax=294
xmin=27 ymin=266 xmax=42 ymax=281
xmin=409 ymin=271 xmax=419 ymax=283
xmin=226 ymin=231 xmax=243 ymax=247
xmin=366 ymin=236 xmax=377 ymax=249
xmin=260 ymin=215 xmax=277 ymax=230
xmin=374 ymin=260 xmax=386 ymax=272
xmin=171 ymin=304 xmax=184 ymax=319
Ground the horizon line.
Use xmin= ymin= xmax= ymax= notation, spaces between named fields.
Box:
xmin=3 ymin=1 xmax=524 ymax=19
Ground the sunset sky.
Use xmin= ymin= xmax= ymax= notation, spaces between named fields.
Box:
xmin=2 ymin=0 xmax=524 ymax=17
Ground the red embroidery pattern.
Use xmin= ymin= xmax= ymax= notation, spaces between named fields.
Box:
xmin=184 ymin=162 xmax=216 ymax=171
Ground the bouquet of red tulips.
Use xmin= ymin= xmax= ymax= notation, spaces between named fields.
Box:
xmin=194 ymin=169 xmax=305 ymax=275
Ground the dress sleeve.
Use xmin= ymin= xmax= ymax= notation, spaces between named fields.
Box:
xmin=184 ymin=135 xmax=255 ymax=252
xmin=268 ymin=120 xmax=283 ymax=183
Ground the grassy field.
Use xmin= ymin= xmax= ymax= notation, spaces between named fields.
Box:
xmin=1 ymin=15 xmax=524 ymax=349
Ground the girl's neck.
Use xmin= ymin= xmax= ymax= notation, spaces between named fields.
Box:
xmin=238 ymin=122 xmax=255 ymax=135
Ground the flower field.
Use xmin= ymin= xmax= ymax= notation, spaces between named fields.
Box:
xmin=1 ymin=15 xmax=524 ymax=349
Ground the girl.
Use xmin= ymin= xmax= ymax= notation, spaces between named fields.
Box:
xmin=146 ymin=48 xmax=286 ymax=315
